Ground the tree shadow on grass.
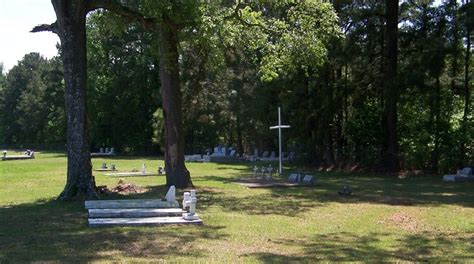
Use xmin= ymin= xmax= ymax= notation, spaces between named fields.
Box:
xmin=247 ymin=231 xmax=474 ymax=262
xmin=309 ymin=175 xmax=474 ymax=208
xmin=0 ymin=198 xmax=227 ymax=262
xmin=197 ymin=170 xmax=474 ymax=208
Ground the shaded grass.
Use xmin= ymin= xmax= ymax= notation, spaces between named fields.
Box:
xmin=0 ymin=152 xmax=473 ymax=262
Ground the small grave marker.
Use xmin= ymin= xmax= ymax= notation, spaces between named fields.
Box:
xmin=302 ymin=175 xmax=315 ymax=185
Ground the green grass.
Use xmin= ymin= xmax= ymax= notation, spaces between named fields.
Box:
xmin=0 ymin=151 xmax=473 ymax=262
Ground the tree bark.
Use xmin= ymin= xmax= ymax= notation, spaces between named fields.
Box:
xmin=52 ymin=0 xmax=97 ymax=200
xmin=381 ymin=0 xmax=400 ymax=172
xmin=159 ymin=17 xmax=192 ymax=188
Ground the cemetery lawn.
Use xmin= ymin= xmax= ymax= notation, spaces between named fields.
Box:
xmin=0 ymin=152 xmax=473 ymax=262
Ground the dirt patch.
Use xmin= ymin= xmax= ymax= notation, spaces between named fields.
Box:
xmin=97 ymin=179 xmax=147 ymax=195
xmin=379 ymin=212 xmax=426 ymax=233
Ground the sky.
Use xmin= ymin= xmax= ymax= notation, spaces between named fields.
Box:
xmin=0 ymin=0 xmax=58 ymax=73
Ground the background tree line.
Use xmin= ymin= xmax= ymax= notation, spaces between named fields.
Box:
xmin=0 ymin=0 xmax=472 ymax=174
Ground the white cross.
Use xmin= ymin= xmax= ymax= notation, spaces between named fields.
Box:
xmin=269 ymin=107 xmax=290 ymax=175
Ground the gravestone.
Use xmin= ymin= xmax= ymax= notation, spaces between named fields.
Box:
xmin=182 ymin=192 xmax=190 ymax=210
xmin=165 ymin=185 xmax=176 ymax=202
xmin=443 ymin=167 xmax=474 ymax=182
xmin=110 ymin=164 xmax=116 ymax=171
xmin=141 ymin=163 xmax=146 ymax=174
xmin=183 ymin=190 xmax=199 ymax=220
xmin=288 ymin=173 xmax=300 ymax=183
xmin=302 ymin=175 xmax=315 ymax=185
xmin=101 ymin=163 xmax=107 ymax=169
xmin=267 ymin=165 xmax=273 ymax=180
xmin=458 ymin=167 xmax=473 ymax=176
xmin=338 ymin=185 xmax=352 ymax=196
xmin=253 ymin=165 xmax=259 ymax=178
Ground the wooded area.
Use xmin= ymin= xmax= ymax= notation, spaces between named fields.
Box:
xmin=0 ymin=1 xmax=472 ymax=198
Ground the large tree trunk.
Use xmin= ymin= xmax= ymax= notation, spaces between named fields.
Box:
xmin=380 ymin=0 xmax=400 ymax=172
xmin=52 ymin=0 xmax=97 ymax=200
xmin=159 ymin=17 xmax=192 ymax=188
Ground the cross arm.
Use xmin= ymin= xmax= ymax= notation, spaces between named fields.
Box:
xmin=270 ymin=125 xmax=291 ymax=129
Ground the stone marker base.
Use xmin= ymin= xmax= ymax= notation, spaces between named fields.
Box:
xmin=85 ymin=199 xmax=202 ymax=227
xmin=2 ymin=155 xmax=34 ymax=161
xmin=85 ymin=199 xmax=179 ymax=209
xmin=89 ymin=216 xmax=203 ymax=227
xmin=236 ymin=181 xmax=313 ymax=188
xmin=443 ymin=175 xmax=474 ymax=182
xmin=88 ymin=208 xmax=185 ymax=218
xmin=104 ymin=172 xmax=164 ymax=177
xmin=94 ymin=168 xmax=117 ymax=172
xmin=91 ymin=153 xmax=116 ymax=157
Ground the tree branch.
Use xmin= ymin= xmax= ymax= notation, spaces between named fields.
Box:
xmin=31 ymin=22 xmax=58 ymax=34
xmin=86 ymin=0 xmax=159 ymax=33
xmin=224 ymin=3 xmax=278 ymax=35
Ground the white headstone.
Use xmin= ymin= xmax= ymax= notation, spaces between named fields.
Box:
xmin=165 ymin=185 xmax=176 ymax=202
xmin=253 ymin=166 xmax=259 ymax=177
xmin=183 ymin=192 xmax=191 ymax=210
xmin=183 ymin=190 xmax=199 ymax=220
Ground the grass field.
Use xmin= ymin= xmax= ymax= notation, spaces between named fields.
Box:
xmin=0 ymin=151 xmax=473 ymax=262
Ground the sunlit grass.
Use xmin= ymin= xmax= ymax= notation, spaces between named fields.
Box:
xmin=0 ymin=151 xmax=473 ymax=262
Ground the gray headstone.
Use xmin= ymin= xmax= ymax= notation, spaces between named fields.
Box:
xmin=288 ymin=173 xmax=300 ymax=183
xmin=253 ymin=166 xmax=259 ymax=177
xmin=302 ymin=175 xmax=314 ymax=185
xmin=459 ymin=167 xmax=473 ymax=176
